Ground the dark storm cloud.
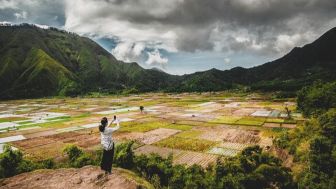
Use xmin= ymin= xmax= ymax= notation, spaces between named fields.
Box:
xmin=1 ymin=0 xmax=336 ymax=57
xmin=62 ymin=0 xmax=336 ymax=56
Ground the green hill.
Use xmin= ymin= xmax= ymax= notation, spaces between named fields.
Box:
xmin=0 ymin=24 xmax=178 ymax=98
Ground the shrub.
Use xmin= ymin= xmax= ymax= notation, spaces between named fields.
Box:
xmin=114 ymin=141 xmax=134 ymax=169
xmin=0 ymin=145 xmax=38 ymax=178
xmin=62 ymin=144 xmax=92 ymax=168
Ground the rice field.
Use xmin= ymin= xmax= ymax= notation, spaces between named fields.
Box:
xmin=0 ymin=92 xmax=302 ymax=167
xmin=154 ymin=136 xmax=218 ymax=152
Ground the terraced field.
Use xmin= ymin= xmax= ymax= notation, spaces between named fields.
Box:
xmin=0 ymin=92 xmax=303 ymax=166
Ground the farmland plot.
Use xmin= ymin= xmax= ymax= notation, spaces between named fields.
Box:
xmin=140 ymin=128 xmax=180 ymax=144
xmin=196 ymin=126 xmax=261 ymax=144
xmin=134 ymin=145 xmax=218 ymax=167
xmin=0 ymin=92 xmax=298 ymax=167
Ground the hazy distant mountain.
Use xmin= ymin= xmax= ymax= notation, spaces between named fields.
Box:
xmin=0 ymin=24 xmax=335 ymax=99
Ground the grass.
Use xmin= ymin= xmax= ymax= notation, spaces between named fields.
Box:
xmin=46 ymin=116 xmax=71 ymax=121
xmin=119 ymin=121 xmax=170 ymax=132
xmin=235 ymin=117 xmax=265 ymax=126
xmin=24 ymin=118 xmax=73 ymax=128
xmin=73 ymin=112 xmax=91 ymax=118
xmin=162 ymin=124 xmax=193 ymax=131
xmin=0 ymin=117 xmax=28 ymax=123
xmin=175 ymin=120 xmax=218 ymax=127
xmin=154 ymin=136 xmax=217 ymax=152
xmin=266 ymin=118 xmax=284 ymax=123
xmin=17 ymin=121 xmax=34 ymax=125
xmin=283 ymin=119 xmax=297 ymax=124
xmin=209 ymin=116 xmax=242 ymax=124
xmin=261 ymin=127 xmax=288 ymax=137
xmin=166 ymin=100 xmax=207 ymax=107
xmin=175 ymin=130 xmax=202 ymax=139
xmin=116 ymin=168 xmax=154 ymax=189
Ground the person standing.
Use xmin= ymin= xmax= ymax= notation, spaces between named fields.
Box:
xmin=99 ymin=116 xmax=120 ymax=174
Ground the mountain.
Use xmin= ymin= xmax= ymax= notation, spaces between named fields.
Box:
xmin=1 ymin=24 xmax=336 ymax=99
xmin=181 ymin=27 xmax=336 ymax=92
xmin=0 ymin=24 xmax=178 ymax=99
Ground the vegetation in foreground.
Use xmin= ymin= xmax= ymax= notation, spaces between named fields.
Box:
xmin=0 ymin=142 xmax=295 ymax=189
xmin=275 ymin=81 xmax=336 ymax=188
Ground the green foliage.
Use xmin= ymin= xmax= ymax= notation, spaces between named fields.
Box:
xmin=276 ymin=108 xmax=336 ymax=188
xmin=134 ymin=154 xmax=174 ymax=187
xmin=62 ymin=144 xmax=93 ymax=168
xmin=154 ymin=137 xmax=217 ymax=152
xmin=0 ymin=141 xmax=295 ymax=188
xmin=297 ymin=81 xmax=336 ymax=117
xmin=215 ymin=146 xmax=295 ymax=189
xmin=133 ymin=145 xmax=295 ymax=189
xmin=0 ymin=145 xmax=54 ymax=178
xmin=114 ymin=141 xmax=134 ymax=169
xmin=0 ymin=146 xmax=26 ymax=178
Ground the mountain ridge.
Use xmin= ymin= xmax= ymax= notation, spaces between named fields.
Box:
xmin=0 ymin=23 xmax=336 ymax=99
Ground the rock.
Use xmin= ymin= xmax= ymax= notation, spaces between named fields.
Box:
xmin=0 ymin=166 xmax=153 ymax=189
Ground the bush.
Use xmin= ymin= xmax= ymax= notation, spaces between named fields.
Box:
xmin=0 ymin=145 xmax=40 ymax=178
xmin=114 ymin=141 xmax=134 ymax=169
xmin=63 ymin=144 xmax=92 ymax=168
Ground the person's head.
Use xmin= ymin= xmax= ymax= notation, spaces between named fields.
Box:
xmin=99 ymin=117 xmax=108 ymax=132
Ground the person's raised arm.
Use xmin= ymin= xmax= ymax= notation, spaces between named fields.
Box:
xmin=110 ymin=119 xmax=120 ymax=131
xmin=107 ymin=115 xmax=117 ymax=128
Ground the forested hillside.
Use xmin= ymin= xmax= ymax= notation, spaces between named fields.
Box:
xmin=0 ymin=24 xmax=178 ymax=98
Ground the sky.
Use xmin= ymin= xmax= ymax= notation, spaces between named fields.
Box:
xmin=1 ymin=0 xmax=336 ymax=75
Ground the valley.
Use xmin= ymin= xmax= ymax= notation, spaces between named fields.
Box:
xmin=0 ymin=92 xmax=302 ymax=167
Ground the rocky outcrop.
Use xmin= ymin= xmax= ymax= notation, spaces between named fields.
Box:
xmin=0 ymin=166 xmax=153 ymax=189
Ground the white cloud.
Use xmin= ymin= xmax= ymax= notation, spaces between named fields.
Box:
xmin=274 ymin=32 xmax=314 ymax=53
xmin=14 ymin=11 xmax=27 ymax=19
xmin=224 ymin=58 xmax=231 ymax=64
xmin=0 ymin=0 xmax=17 ymax=9
xmin=64 ymin=0 xmax=178 ymax=54
xmin=111 ymin=42 xmax=145 ymax=63
xmin=145 ymin=50 xmax=168 ymax=66
xmin=34 ymin=24 xmax=49 ymax=29
xmin=0 ymin=21 xmax=13 ymax=26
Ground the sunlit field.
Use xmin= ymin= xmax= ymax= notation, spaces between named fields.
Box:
xmin=0 ymin=92 xmax=303 ymax=166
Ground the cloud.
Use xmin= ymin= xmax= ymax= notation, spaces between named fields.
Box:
xmin=224 ymin=58 xmax=231 ymax=64
xmin=62 ymin=0 xmax=336 ymax=58
xmin=14 ymin=11 xmax=27 ymax=19
xmin=1 ymin=0 xmax=335 ymax=68
xmin=0 ymin=0 xmax=65 ymax=27
xmin=111 ymin=42 xmax=145 ymax=63
xmin=145 ymin=50 xmax=168 ymax=66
